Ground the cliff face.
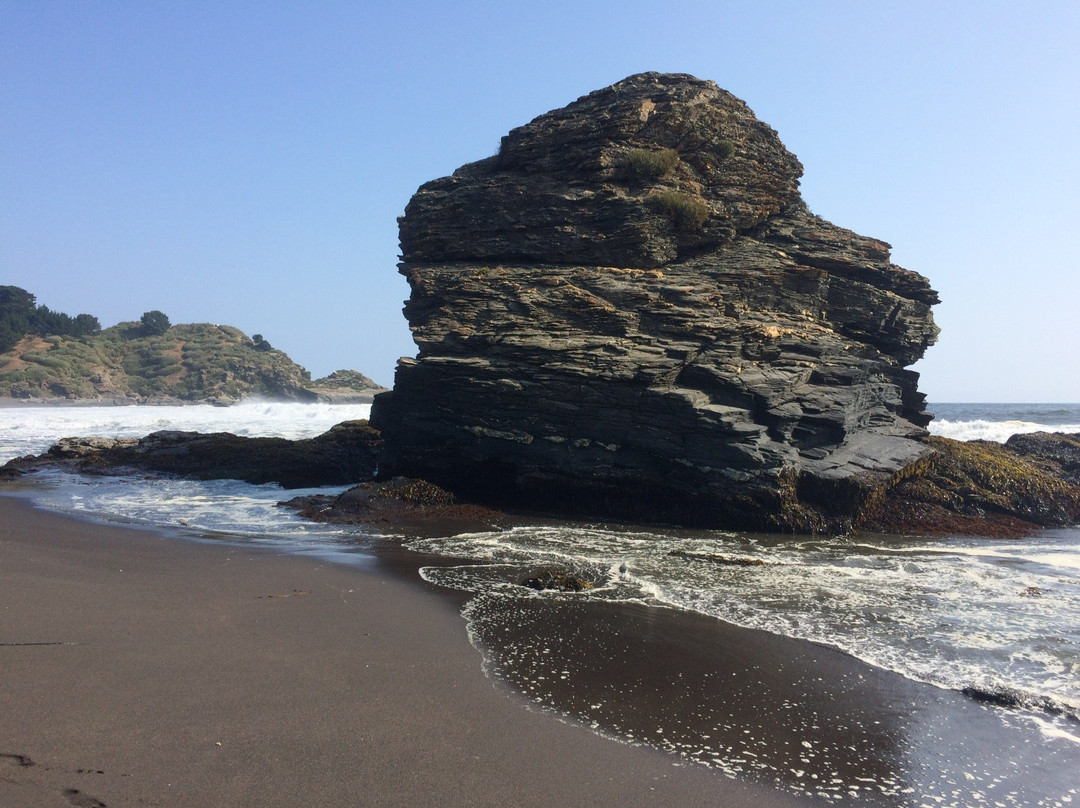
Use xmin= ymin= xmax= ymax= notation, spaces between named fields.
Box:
xmin=372 ymin=73 xmax=940 ymax=531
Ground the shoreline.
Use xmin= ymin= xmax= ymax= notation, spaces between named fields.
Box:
xmin=0 ymin=496 xmax=805 ymax=808
xmin=5 ymin=495 xmax=1080 ymax=806
xmin=0 ymin=394 xmax=379 ymax=409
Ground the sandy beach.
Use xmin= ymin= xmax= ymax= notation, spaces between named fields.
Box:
xmin=0 ymin=496 xmax=807 ymax=808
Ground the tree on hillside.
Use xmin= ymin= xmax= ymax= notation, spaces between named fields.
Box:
xmin=0 ymin=285 xmax=37 ymax=352
xmin=0 ymin=320 xmax=25 ymax=353
xmin=31 ymin=306 xmax=74 ymax=336
xmin=29 ymin=307 xmax=98 ymax=338
xmin=0 ymin=286 xmax=36 ymax=318
xmin=140 ymin=310 xmax=171 ymax=336
xmin=0 ymin=285 xmax=103 ymax=350
xmin=71 ymin=313 xmax=102 ymax=337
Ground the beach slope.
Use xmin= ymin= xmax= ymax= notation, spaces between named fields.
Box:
xmin=0 ymin=497 xmax=800 ymax=808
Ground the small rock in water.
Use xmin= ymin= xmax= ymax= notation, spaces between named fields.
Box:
xmin=521 ymin=568 xmax=594 ymax=592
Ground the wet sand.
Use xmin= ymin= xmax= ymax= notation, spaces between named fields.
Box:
xmin=5 ymin=496 xmax=1079 ymax=808
xmin=463 ymin=593 xmax=1080 ymax=805
xmin=0 ymin=497 xmax=807 ymax=808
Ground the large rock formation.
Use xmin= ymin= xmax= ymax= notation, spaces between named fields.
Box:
xmin=371 ymin=73 xmax=940 ymax=531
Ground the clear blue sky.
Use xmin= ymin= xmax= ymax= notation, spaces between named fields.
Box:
xmin=3 ymin=1 xmax=1078 ymax=401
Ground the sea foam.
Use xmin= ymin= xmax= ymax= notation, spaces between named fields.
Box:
xmin=0 ymin=400 xmax=372 ymax=464
xmin=928 ymin=417 xmax=1080 ymax=443
xmin=928 ymin=402 xmax=1080 ymax=442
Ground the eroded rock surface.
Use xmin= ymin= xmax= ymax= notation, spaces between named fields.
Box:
xmin=372 ymin=72 xmax=941 ymax=531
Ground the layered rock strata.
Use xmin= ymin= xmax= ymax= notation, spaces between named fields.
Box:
xmin=372 ymin=73 xmax=940 ymax=531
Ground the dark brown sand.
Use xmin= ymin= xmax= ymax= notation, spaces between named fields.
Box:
xmin=0 ymin=497 xmax=808 ymax=808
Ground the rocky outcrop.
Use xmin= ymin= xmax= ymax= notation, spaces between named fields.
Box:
xmin=862 ymin=436 xmax=1080 ymax=537
xmin=278 ymin=476 xmax=507 ymax=536
xmin=371 ymin=72 xmax=940 ymax=532
xmin=1 ymin=421 xmax=382 ymax=489
xmin=305 ymin=369 xmax=387 ymax=403
xmin=1005 ymin=432 xmax=1080 ymax=486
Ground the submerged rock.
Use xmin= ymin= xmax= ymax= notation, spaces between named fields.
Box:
xmin=278 ymin=476 xmax=505 ymax=534
xmin=520 ymin=568 xmax=596 ymax=592
xmin=372 ymin=72 xmax=940 ymax=532
xmin=668 ymin=550 xmax=767 ymax=567
xmin=960 ymin=685 xmax=1070 ymax=718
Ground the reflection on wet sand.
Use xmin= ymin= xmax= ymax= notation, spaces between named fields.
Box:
xmin=461 ymin=593 xmax=1080 ymax=806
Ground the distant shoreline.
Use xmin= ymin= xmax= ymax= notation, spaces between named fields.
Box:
xmin=0 ymin=393 xmax=379 ymax=409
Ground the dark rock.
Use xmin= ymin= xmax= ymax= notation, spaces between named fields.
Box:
xmin=520 ymin=568 xmax=596 ymax=592
xmin=861 ymin=436 xmax=1080 ymax=537
xmin=960 ymin=685 xmax=1070 ymax=718
xmin=2 ymin=420 xmax=382 ymax=489
xmin=277 ymin=476 xmax=505 ymax=534
xmin=961 ymin=686 xmax=1026 ymax=709
xmin=400 ymin=73 xmax=803 ymax=269
xmin=372 ymin=72 xmax=940 ymax=532
xmin=1004 ymin=432 xmax=1080 ymax=486
xmin=50 ymin=436 xmax=140 ymax=456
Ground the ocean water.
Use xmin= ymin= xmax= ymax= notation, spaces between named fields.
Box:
xmin=927 ymin=401 xmax=1080 ymax=442
xmin=0 ymin=398 xmax=376 ymax=459
xmin=2 ymin=400 xmax=1079 ymax=805
xmin=0 ymin=399 xmax=376 ymax=557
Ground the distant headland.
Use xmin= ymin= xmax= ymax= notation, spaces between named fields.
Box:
xmin=0 ymin=285 xmax=385 ymax=405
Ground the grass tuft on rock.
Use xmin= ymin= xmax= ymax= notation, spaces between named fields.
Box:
xmin=622 ymin=148 xmax=679 ymax=182
xmin=645 ymin=191 xmax=710 ymax=231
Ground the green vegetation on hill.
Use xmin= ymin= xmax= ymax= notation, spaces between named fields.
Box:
xmin=0 ymin=286 xmax=384 ymax=403
xmin=0 ymin=285 xmax=102 ymax=352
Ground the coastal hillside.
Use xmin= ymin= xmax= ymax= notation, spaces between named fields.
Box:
xmin=0 ymin=318 xmax=384 ymax=404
